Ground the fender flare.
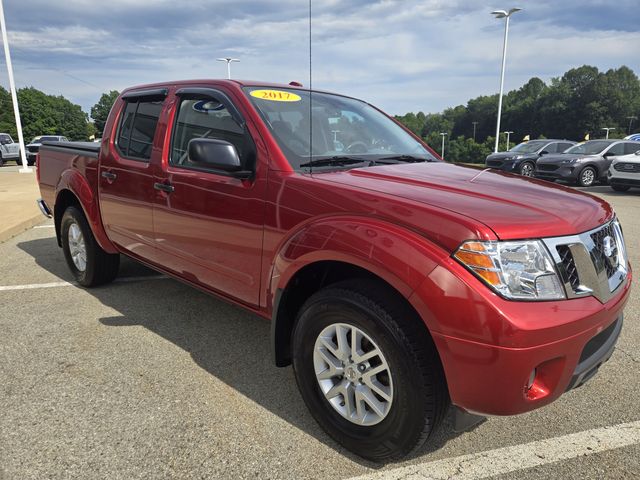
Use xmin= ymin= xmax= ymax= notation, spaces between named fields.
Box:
xmin=268 ymin=215 xmax=450 ymax=365
xmin=55 ymin=168 xmax=118 ymax=253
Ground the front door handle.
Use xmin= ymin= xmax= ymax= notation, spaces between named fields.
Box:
xmin=101 ymin=171 xmax=117 ymax=181
xmin=154 ymin=182 xmax=175 ymax=193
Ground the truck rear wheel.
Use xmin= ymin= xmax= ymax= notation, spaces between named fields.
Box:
xmin=292 ymin=280 xmax=448 ymax=462
xmin=61 ymin=206 xmax=119 ymax=287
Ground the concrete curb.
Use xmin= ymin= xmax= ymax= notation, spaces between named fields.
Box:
xmin=0 ymin=214 xmax=46 ymax=243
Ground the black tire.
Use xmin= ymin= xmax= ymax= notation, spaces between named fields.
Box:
xmin=0 ymin=153 xmax=3 ymax=167
xmin=519 ymin=161 xmax=535 ymax=177
xmin=577 ymin=166 xmax=597 ymax=187
xmin=611 ymin=184 xmax=630 ymax=192
xmin=292 ymin=280 xmax=448 ymax=462
xmin=61 ymin=206 xmax=119 ymax=287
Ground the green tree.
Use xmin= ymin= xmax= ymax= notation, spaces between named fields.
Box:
xmin=91 ymin=90 xmax=120 ymax=135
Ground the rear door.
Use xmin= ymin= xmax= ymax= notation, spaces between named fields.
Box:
xmin=152 ymin=87 xmax=266 ymax=306
xmin=98 ymin=89 xmax=167 ymax=259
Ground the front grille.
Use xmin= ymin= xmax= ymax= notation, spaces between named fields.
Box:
xmin=486 ymin=160 xmax=503 ymax=168
xmin=614 ymin=162 xmax=640 ymax=173
xmin=543 ymin=220 xmax=628 ymax=303
xmin=557 ymin=245 xmax=580 ymax=290
xmin=27 ymin=145 xmax=39 ymax=153
xmin=538 ymin=164 xmax=559 ymax=172
xmin=590 ymin=223 xmax=618 ymax=277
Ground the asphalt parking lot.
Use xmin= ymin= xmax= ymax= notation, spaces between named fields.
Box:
xmin=0 ymin=185 xmax=638 ymax=479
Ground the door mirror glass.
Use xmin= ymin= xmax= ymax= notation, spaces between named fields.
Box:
xmin=188 ymin=138 xmax=242 ymax=172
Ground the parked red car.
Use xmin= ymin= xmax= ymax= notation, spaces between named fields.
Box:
xmin=36 ymin=80 xmax=631 ymax=462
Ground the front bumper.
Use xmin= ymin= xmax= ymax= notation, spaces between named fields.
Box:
xmin=535 ymin=165 xmax=579 ymax=182
xmin=410 ymin=258 xmax=632 ymax=416
xmin=609 ymin=170 xmax=640 ymax=188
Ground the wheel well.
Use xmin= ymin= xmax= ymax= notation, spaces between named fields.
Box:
xmin=53 ymin=190 xmax=81 ymax=247
xmin=271 ymin=260 xmax=427 ymax=367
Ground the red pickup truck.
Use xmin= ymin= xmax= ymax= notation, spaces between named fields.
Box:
xmin=37 ymin=80 xmax=631 ymax=462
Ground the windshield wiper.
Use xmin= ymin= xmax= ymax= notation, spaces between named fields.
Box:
xmin=299 ymin=156 xmax=370 ymax=168
xmin=376 ymin=154 xmax=431 ymax=163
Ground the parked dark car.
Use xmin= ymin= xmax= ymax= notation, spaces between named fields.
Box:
xmin=26 ymin=135 xmax=68 ymax=165
xmin=535 ymin=140 xmax=640 ymax=187
xmin=485 ymin=139 xmax=576 ymax=177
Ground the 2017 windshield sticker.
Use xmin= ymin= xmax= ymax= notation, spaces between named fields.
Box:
xmin=250 ymin=89 xmax=301 ymax=102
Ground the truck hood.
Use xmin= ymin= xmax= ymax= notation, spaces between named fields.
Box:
xmin=319 ymin=162 xmax=613 ymax=240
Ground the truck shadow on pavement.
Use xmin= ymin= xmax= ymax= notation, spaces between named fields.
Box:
xmin=18 ymin=237 xmax=472 ymax=466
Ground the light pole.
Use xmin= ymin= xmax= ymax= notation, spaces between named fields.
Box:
xmin=627 ymin=116 xmax=637 ymax=135
xmin=491 ymin=7 xmax=522 ymax=153
xmin=216 ymin=57 xmax=240 ymax=79
xmin=601 ymin=127 xmax=615 ymax=139
xmin=504 ymin=130 xmax=514 ymax=150
xmin=472 ymin=121 xmax=478 ymax=142
xmin=0 ymin=0 xmax=31 ymax=173
xmin=440 ymin=132 xmax=448 ymax=160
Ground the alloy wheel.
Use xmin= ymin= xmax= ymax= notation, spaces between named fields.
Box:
xmin=313 ymin=323 xmax=393 ymax=426
xmin=67 ymin=222 xmax=87 ymax=272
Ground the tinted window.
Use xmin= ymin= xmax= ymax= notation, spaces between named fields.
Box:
xmin=117 ymin=100 xmax=162 ymax=160
xmin=559 ymin=143 xmax=574 ymax=152
xmin=170 ymin=97 xmax=253 ymax=170
xmin=41 ymin=136 xmax=61 ymax=142
xmin=542 ymin=143 xmax=557 ymax=154
xmin=0 ymin=134 xmax=11 ymax=143
xmin=623 ymin=142 xmax=640 ymax=155
xmin=607 ymin=143 xmax=625 ymax=156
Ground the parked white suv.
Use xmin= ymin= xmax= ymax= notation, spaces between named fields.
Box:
xmin=0 ymin=133 xmax=21 ymax=166
xmin=608 ymin=146 xmax=640 ymax=192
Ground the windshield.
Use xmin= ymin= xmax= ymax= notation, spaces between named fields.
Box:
xmin=565 ymin=141 xmax=611 ymax=155
xmin=509 ymin=140 xmax=547 ymax=153
xmin=0 ymin=134 xmax=11 ymax=143
xmin=244 ymin=87 xmax=437 ymax=170
xmin=40 ymin=136 xmax=61 ymax=142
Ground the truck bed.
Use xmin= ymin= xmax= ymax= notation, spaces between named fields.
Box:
xmin=38 ymin=142 xmax=101 ymax=219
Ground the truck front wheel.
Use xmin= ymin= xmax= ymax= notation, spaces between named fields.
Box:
xmin=292 ymin=280 xmax=448 ymax=462
xmin=61 ymin=206 xmax=119 ymax=287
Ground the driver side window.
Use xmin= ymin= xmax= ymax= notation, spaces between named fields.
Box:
xmin=170 ymin=97 xmax=253 ymax=171
xmin=607 ymin=143 xmax=625 ymax=156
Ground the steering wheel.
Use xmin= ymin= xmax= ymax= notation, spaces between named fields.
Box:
xmin=346 ymin=141 xmax=368 ymax=154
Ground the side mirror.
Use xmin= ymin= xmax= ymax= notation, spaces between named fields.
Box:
xmin=188 ymin=138 xmax=251 ymax=178
xmin=603 ymin=151 xmax=615 ymax=157
xmin=539 ymin=150 xmax=549 ymax=155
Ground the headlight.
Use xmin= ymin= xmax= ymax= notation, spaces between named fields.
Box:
xmin=513 ymin=155 xmax=524 ymax=160
xmin=454 ymin=240 xmax=566 ymax=300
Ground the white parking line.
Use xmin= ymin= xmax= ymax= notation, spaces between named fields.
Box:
xmin=33 ymin=225 xmax=55 ymax=229
xmin=0 ymin=275 xmax=168 ymax=291
xmin=348 ymin=420 xmax=640 ymax=480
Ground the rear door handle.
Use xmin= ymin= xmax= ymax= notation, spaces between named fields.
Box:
xmin=154 ymin=182 xmax=175 ymax=193
xmin=101 ymin=171 xmax=117 ymax=181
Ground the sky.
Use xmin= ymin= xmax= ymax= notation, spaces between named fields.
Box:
xmin=0 ymin=0 xmax=639 ymax=118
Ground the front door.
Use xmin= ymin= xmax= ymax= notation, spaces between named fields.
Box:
xmin=152 ymin=89 xmax=266 ymax=306
xmin=98 ymin=92 xmax=165 ymax=260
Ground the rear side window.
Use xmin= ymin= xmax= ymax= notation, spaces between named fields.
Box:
xmin=116 ymin=100 xmax=162 ymax=161
xmin=623 ymin=142 xmax=640 ymax=155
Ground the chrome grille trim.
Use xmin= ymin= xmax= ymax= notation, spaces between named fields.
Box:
xmin=543 ymin=219 xmax=628 ymax=303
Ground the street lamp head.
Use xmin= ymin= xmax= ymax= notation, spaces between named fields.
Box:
xmin=440 ymin=132 xmax=448 ymax=136
xmin=216 ymin=57 xmax=240 ymax=63
xmin=491 ymin=8 xmax=522 ymax=18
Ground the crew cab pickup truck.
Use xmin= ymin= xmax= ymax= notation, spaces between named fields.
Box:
xmin=36 ymin=80 xmax=632 ymax=462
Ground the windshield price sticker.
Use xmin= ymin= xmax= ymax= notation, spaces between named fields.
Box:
xmin=250 ymin=89 xmax=301 ymax=102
